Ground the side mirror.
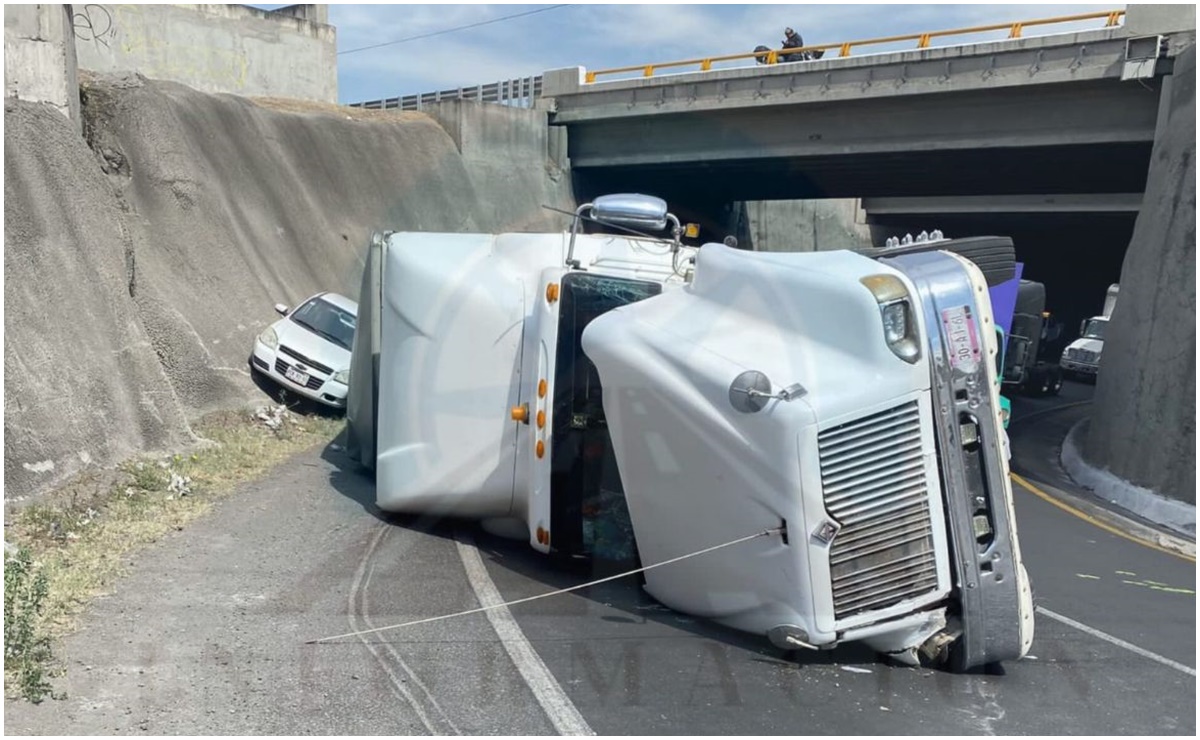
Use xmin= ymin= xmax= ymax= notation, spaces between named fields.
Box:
xmin=275 ymin=303 xmax=289 ymax=316
xmin=1079 ymin=319 xmax=1087 ymax=336
xmin=590 ymin=193 xmax=669 ymax=231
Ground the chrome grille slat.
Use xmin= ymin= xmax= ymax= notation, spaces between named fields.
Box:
xmin=831 ymin=487 xmax=929 ymax=523
xmin=833 ymin=562 xmax=939 ymax=600
xmin=819 ymin=432 xmax=923 ymax=476
xmin=829 ymin=528 xmax=934 ymax=565
xmin=835 ymin=576 xmax=942 ymax=612
xmin=818 ymin=407 xmax=921 ymax=449
xmin=825 ymin=474 xmax=926 ymax=508
xmin=831 ymin=550 xmax=938 ymax=591
xmin=822 ymin=450 xmax=924 ymax=489
xmin=819 ymin=400 xmax=939 ymax=620
xmin=831 ymin=510 xmax=932 ymax=548
xmin=823 ymin=459 xmax=925 ymax=497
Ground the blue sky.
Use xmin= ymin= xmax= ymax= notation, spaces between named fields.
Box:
xmin=267 ymin=3 xmax=1126 ymax=104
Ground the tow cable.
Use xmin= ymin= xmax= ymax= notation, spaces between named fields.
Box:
xmin=305 ymin=525 xmax=784 ymax=645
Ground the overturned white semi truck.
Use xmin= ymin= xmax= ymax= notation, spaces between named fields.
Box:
xmin=346 ymin=195 xmax=1034 ymax=671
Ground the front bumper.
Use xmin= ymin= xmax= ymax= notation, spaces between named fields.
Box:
xmin=251 ymin=340 xmax=348 ymax=408
xmin=881 ymin=251 xmax=1033 ymax=669
xmin=1060 ymin=358 xmax=1098 ymax=375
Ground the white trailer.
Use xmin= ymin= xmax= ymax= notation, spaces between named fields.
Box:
xmin=346 ymin=195 xmax=1033 ymax=670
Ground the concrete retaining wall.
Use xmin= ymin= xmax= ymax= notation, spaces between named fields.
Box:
xmin=4 ymin=4 xmax=80 ymax=126
xmin=72 ymin=4 xmax=337 ymax=102
xmin=5 ymin=77 xmax=573 ymax=502
xmin=1084 ymin=46 xmax=1196 ymax=503
xmin=420 ymin=100 xmax=575 ymax=232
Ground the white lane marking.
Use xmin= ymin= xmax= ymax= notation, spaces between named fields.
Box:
xmin=455 ymin=535 xmax=595 ymax=736
xmin=1037 ymin=606 xmax=1196 ymax=677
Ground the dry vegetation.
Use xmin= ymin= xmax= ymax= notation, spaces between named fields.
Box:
xmin=3 ymin=406 xmax=344 ymax=703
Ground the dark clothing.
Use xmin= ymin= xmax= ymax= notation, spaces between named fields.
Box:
xmin=781 ymin=30 xmax=806 ymax=62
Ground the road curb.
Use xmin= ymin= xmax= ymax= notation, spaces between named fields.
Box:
xmin=1010 ymin=471 xmax=1196 ymax=562
xmin=1061 ymin=419 xmax=1197 ymax=542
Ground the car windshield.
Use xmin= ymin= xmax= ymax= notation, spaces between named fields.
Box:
xmin=289 ymin=297 xmax=356 ymax=350
xmin=1082 ymin=319 xmax=1106 ymax=340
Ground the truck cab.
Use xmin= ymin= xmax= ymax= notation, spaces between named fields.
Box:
xmin=348 ymin=195 xmax=1034 ymax=671
xmin=1060 ymin=284 xmax=1118 ymax=381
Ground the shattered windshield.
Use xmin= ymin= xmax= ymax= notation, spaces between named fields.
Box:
xmin=291 ymin=297 xmax=357 ymax=350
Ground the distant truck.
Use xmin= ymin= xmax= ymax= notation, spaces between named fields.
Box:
xmin=1060 ymin=284 xmax=1119 ymax=381
xmin=347 ymin=195 xmax=1033 ymax=672
xmin=1002 ymin=280 xmax=1063 ymax=396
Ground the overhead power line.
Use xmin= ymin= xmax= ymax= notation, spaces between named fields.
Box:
xmin=338 ymin=4 xmax=570 ymax=56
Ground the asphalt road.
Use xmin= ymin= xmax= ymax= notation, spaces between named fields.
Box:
xmin=5 ymin=380 xmax=1194 ymax=734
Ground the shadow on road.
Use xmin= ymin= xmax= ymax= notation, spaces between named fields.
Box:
xmin=467 ymin=521 xmax=900 ymax=672
xmin=316 ymin=430 xmax=476 ymax=554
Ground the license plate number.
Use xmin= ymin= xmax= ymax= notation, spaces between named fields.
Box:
xmin=285 ymin=367 xmax=310 ymax=386
xmin=942 ymin=306 xmax=981 ymax=374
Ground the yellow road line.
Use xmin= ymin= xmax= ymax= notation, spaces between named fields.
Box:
xmin=1010 ymin=472 xmax=1195 ymax=564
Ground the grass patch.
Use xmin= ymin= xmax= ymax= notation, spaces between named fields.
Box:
xmin=3 ymin=405 xmax=344 ymax=702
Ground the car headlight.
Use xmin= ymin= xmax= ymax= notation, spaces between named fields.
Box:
xmin=332 ymin=369 xmax=350 ymax=385
xmin=860 ymin=274 xmax=921 ymax=364
xmin=258 ymin=326 xmax=279 ymax=350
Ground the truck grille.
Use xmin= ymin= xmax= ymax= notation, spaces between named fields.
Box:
xmin=818 ymin=401 xmax=939 ymax=620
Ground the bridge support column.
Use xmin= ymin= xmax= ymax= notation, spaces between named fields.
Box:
xmin=1084 ymin=46 xmax=1195 ymax=504
xmin=740 ymin=199 xmax=874 ymax=252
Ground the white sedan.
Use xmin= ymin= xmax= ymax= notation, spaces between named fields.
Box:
xmin=249 ymin=292 xmax=358 ymax=410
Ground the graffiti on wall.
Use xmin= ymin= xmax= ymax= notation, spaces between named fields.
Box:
xmin=72 ymin=4 xmax=117 ymax=48
xmin=69 ymin=4 xmax=332 ymax=101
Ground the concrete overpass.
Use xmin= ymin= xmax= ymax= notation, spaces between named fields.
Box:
xmin=539 ymin=8 xmax=1188 ymax=207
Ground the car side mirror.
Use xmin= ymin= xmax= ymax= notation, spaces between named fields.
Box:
xmin=1079 ymin=319 xmax=1087 ymax=335
xmin=275 ymin=303 xmax=289 ymax=316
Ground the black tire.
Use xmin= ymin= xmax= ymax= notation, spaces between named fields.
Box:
xmin=861 ymin=236 xmax=1016 ymax=287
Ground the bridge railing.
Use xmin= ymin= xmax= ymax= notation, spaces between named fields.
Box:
xmin=351 ymin=75 xmax=542 ymax=111
xmin=584 ymin=9 xmax=1126 ymax=83
xmin=349 ymin=10 xmax=1125 ymax=109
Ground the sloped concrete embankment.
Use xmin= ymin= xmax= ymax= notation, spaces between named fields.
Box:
xmin=4 ymin=74 xmax=573 ymax=501
xmin=1084 ymin=46 xmax=1196 ymax=506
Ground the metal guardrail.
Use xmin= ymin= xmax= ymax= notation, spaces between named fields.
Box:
xmin=351 ymin=76 xmax=542 ymax=111
xmin=350 ymin=10 xmax=1125 ymax=109
xmin=584 ymin=9 xmax=1126 ymax=82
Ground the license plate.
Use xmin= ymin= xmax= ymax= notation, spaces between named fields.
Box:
xmin=285 ymin=367 xmax=310 ymax=386
xmin=941 ymin=305 xmax=981 ymax=375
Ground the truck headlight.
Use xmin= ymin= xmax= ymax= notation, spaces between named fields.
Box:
xmin=861 ymin=275 xmax=921 ymax=364
xmin=332 ymin=369 xmax=350 ymax=385
xmin=258 ymin=326 xmax=279 ymax=350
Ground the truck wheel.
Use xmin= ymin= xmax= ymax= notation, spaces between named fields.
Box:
xmin=860 ymin=236 xmax=1016 ymax=287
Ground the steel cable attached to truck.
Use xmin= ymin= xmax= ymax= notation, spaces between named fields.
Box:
xmin=305 ymin=526 xmax=784 ymax=644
